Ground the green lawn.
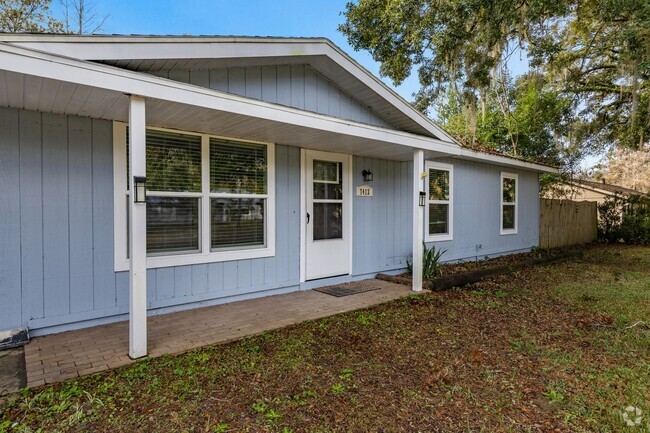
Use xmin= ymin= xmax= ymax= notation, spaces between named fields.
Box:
xmin=1 ymin=244 xmax=648 ymax=432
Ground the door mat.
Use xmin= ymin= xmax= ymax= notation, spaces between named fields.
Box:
xmin=314 ymin=281 xmax=381 ymax=297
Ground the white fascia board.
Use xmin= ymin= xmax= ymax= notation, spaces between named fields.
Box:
xmin=457 ymin=147 xmax=558 ymax=173
xmin=320 ymin=41 xmax=457 ymax=144
xmin=2 ymin=35 xmax=458 ymax=144
xmin=0 ymin=42 xmax=460 ymax=156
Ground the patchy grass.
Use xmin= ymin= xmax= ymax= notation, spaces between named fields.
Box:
xmin=1 ymin=245 xmax=648 ymax=432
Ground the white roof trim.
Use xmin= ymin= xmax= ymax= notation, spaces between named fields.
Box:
xmin=0 ymin=41 xmax=556 ymax=172
xmin=0 ymin=34 xmax=457 ymax=143
xmin=0 ymin=42 xmax=460 ymax=155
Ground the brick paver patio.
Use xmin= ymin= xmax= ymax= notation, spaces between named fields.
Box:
xmin=24 ymin=279 xmax=414 ymax=387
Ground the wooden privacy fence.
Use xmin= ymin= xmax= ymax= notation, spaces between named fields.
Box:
xmin=539 ymin=199 xmax=597 ymax=249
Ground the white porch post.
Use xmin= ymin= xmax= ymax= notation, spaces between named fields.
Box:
xmin=412 ymin=149 xmax=424 ymax=292
xmin=128 ymin=95 xmax=147 ymax=359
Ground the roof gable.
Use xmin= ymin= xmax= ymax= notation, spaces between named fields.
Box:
xmin=0 ymin=34 xmax=457 ymax=143
xmin=149 ymin=64 xmax=395 ymax=130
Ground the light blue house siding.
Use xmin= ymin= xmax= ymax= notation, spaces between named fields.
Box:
xmin=0 ymin=106 xmax=540 ymax=336
xmin=352 ymin=157 xmax=413 ymax=275
xmin=0 ymin=108 xmax=407 ymax=335
xmin=151 ymin=64 xmax=393 ymax=129
xmin=0 ymin=108 xmax=302 ymax=335
xmin=427 ymin=158 xmax=540 ymax=261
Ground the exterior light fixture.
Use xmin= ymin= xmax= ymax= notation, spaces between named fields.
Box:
xmin=362 ymin=169 xmax=373 ymax=182
xmin=133 ymin=176 xmax=147 ymax=203
xmin=419 ymin=191 xmax=426 ymax=207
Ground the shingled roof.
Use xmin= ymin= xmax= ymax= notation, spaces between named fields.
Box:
xmin=575 ymin=179 xmax=647 ymax=196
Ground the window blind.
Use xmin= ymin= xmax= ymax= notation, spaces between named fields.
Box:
xmin=146 ymin=197 xmax=200 ymax=254
xmin=210 ymin=139 xmax=267 ymax=194
xmin=146 ymin=130 xmax=202 ymax=192
xmin=126 ymin=129 xmax=202 ymax=192
xmin=211 ymin=198 xmax=265 ymax=248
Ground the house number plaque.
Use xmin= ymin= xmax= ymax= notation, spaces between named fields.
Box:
xmin=356 ymin=185 xmax=374 ymax=197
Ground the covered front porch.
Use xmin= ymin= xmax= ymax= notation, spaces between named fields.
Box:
xmin=0 ymin=42 xmax=446 ymax=359
xmin=24 ymin=278 xmax=411 ymax=387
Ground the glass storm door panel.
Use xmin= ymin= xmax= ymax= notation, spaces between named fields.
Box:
xmin=305 ymin=151 xmax=350 ymax=280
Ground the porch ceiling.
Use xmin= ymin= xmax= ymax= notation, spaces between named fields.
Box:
xmin=0 ymin=69 xmax=448 ymax=161
xmin=0 ymin=42 xmax=556 ymax=171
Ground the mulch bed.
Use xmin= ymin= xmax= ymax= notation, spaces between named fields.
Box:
xmin=378 ymin=250 xmax=583 ymax=291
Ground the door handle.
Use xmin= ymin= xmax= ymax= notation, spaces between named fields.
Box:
xmin=306 ymin=212 xmax=310 ymax=224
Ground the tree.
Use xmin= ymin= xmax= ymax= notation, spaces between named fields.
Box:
xmin=0 ymin=0 xmax=63 ymax=32
xmin=437 ymin=72 xmax=571 ymax=165
xmin=595 ymin=147 xmax=650 ymax=193
xmin=59 ymin=0 xmax=108 ymax=34
xmin=534 ymin=0 xmax=650 ymax=151
xmin=339 ymin=0 xmax=649 ymax=158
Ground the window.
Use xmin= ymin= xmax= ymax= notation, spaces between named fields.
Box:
xmin=210 ymin=138 xmax=268 ymax=249
xmin=500 ymin=172 xmax=518 ymax=234
xmin=312 ymin=160 xmax=344 ymax=240
xmin=425 ymin=161 xmax=453 ymax=241
xmin=144 ymin=130 xmax=202 ymax=255
xmin=113 ymin=123 xmax=275 ymax=271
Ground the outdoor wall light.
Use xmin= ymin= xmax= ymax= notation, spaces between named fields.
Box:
xmin=362 ymin=169 xmax=373 ymax=182
xmin=133 ymin=176 xmax=147 ymax=203
xmin=419 ymin=191 xmax=426 ymax=207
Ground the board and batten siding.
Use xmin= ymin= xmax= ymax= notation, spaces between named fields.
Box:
xmin=152 ymin=65 xmax=393 ymax=129
xmin=0 ymin=107 xmax=300 ymax=335
xmin=352 ymin=156 xmax=413 ymax=275
xmin=0 ymin=106 xmax=540 ymax=336
xmin=426 ymin=157 xmax=540 ymax=260
xmin=0 ymin=108 xmax=118 ymax=332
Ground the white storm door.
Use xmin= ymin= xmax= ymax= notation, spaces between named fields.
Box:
xmin=305 ymin=150 xmax=351 ymax=280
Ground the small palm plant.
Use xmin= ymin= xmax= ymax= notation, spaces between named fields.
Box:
xmin=407 ymin=243 xmax=447 ymax=280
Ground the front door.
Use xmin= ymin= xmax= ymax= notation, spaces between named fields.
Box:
xmin=304 ymin=150 xmax=351 ymax=280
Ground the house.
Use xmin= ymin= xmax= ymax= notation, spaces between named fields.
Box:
xmin=548 ymin=179 xmax=647 ymax=205
xmin=0 ymin=34 xmax=555 ymax=357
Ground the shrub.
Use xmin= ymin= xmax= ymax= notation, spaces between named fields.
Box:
xmin=598 ymin=194 xmax=650 ymax=244
xmin=620 ymin=195 xmax=650 ymax=244
xmin=407 ymin=244 xmax=447 ymax=280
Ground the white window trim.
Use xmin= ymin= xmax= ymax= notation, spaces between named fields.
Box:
xmin=113 ymin=122 xmax=276 ymax=272
xmin=425 ymin=161 xmax=453 ymax=242
xmin=500 ymin=172 xmax=518 ymax=235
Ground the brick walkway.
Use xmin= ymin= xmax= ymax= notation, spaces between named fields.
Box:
xmin=24 ymin=279 xmax=414 ymax=387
